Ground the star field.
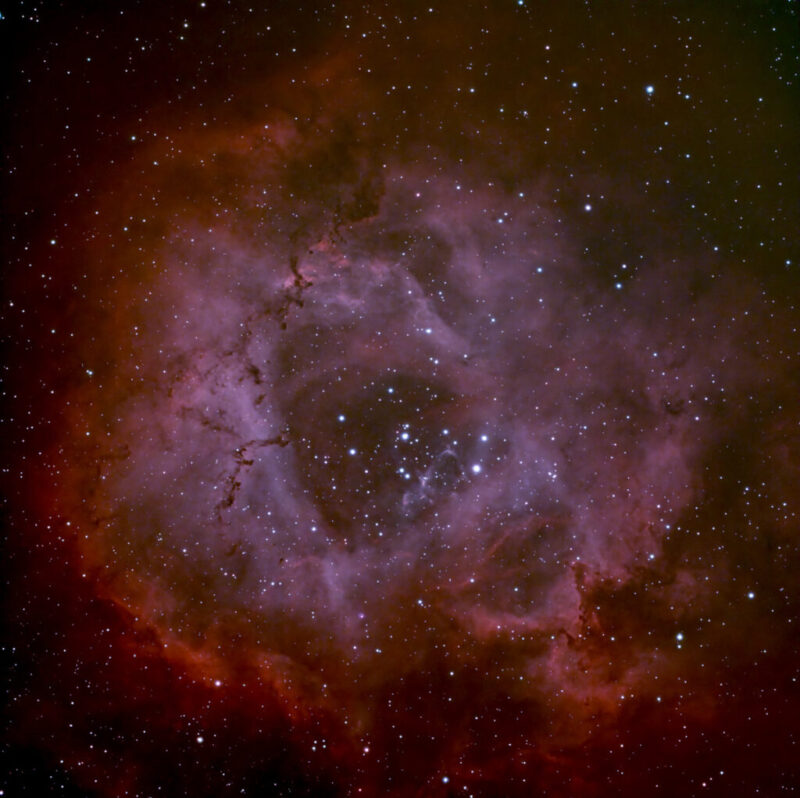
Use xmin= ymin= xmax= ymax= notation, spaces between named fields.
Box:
xmin=2 ymin=2 xmax=800 ymax=797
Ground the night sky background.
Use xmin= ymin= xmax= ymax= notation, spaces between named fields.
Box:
xmin=3 ymin=1 xmax=800 ymax=796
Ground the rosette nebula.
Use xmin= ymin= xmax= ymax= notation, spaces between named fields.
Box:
xmin=3 ymin=2 xmax=800 ymax=796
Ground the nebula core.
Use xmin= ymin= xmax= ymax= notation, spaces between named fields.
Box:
xmin=3 ymin=2 xmax=800 ymax=796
